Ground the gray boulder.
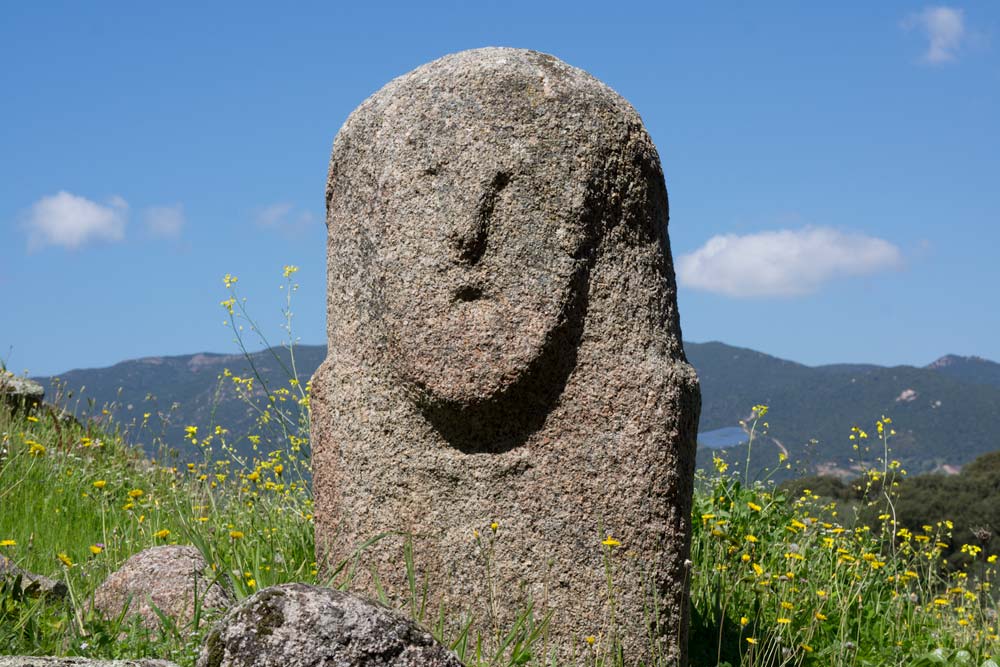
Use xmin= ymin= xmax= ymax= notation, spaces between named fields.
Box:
xmin=0 ymin=371 xmax=44 ymax=413
xmin=93 ymin=546 xmax=233 ymax=630
xmin=197 ymin=583 xmax=462 ymax=667
xmin=0 ymin=554 xmax=67 ymax=600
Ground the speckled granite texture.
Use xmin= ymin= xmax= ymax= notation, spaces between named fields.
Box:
xmin=313 ymin=47 xmax=700 ymax=664
xmin=197 ymin=583 xmax=462 ymax=667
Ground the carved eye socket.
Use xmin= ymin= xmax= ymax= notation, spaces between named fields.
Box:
xmin=448 ymin=171 xmax=512 ymax=267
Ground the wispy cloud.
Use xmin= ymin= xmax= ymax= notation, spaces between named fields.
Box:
xmin=24 ymin=191 xmax=128 ymax=250
xmin=903 ymin=6 xmax=966 ymax=64
xmin=143 ymin=204 xmax=185 ymax=239
xmin=677 ymin=227 xmax=903 ymax=298
xmin=254 ymin=202 xmax=316 ymax=236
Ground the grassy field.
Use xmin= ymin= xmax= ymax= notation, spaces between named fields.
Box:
xmin=3 ymin=392 xmax=999 ymax=667
xmin=2 ymin=273 xmax=998 ymax=666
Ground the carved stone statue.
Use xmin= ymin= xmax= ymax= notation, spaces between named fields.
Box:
xmin=312 ymin=47 xmax=700 ymax=664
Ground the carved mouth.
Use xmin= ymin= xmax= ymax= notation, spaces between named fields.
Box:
xmin=454 ymin=284 xmax=484 ymax=302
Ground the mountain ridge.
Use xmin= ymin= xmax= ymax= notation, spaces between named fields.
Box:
xmin=32 ymin=342 xmax=1000 ymax=478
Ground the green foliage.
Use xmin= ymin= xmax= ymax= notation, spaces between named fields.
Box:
xmin=928 ymin=355 xmax=1000 ymax=391
xmin=6 ymin=271 xmax=1000 ymax=667
xmin=779 ymin=448 xmax=1000 ymax=570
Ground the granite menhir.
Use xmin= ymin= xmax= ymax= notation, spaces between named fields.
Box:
xmin=312 ymin=47 xmax=700 ymax=665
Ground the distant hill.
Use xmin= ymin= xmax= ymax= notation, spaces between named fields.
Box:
xmin=689 ymin=342 xmax=1000 ymax=478
xmin=33 ymin=342 xmax=1000 ymax=477
xmin=34 ymin=346 xmax=326 ymax=462
xmin=925 ymin=354 xmax=1000 ymax=390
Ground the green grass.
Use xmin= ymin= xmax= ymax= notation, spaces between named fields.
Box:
xmin=4 ymin=396 xmax=999 ymax=667
xmin=689 ymin=412 xmax=1000 ymax=667
xmin=3 ymin=271 xmax=999 ymax=666
xmin=0 ymin=395 xmax=316 ymax=665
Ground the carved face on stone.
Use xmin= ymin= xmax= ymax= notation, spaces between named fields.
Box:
xmin=373 ymin=106 xmax=596 ymax=406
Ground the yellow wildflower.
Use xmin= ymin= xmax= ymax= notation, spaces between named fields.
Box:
xmin=154 ymin=529 xmax=170 ymax=539
xmin=93 ymin=480 xmax=107 ymax=489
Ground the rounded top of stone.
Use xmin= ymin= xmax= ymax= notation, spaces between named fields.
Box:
xmin=343 ymin=47 xmax=641 ymax=137
xmin=390 ymin=46 xmax=620 ymax=91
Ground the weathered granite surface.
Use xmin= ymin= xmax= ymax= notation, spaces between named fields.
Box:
xmin=313 ymin=47 xmax=700 ymax=664
xmin=197 ymin=583 xmax=462 ymax=667
xmin=93 ymin=546 xmax=233 ymax=630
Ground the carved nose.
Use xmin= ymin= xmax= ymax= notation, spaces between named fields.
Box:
xmin=448 ymin=171 xmax=510 ymax=266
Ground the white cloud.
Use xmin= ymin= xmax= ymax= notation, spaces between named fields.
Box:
xmin=255 ymin=202 xmax=294 ymax=228
xmin=254 ymin=202 xmax=316 ymax=235
xmin=903 ymin=6 xmax=965 ymax=64
xmin=677 ymin=227 xmax=903 ymax=298
xmin=143 ymin=204 xmax=185 ymax=239
xmin=25 ymin=191 xmax=128 ymax=250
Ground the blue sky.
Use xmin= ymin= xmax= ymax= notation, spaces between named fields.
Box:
xmin=2 ymin=2 xmax=997 ymax=377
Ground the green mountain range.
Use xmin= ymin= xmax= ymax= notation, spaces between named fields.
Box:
xmin=33 ymin=342 xmax=1000 ymax=478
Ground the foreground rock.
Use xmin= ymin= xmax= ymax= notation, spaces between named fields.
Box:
xmin=93 ymin=546 xmax=233 ymax=630
xmin=313 ymin=47 xmax=700 ymax=664
xmin=198 ymin=583 xmax=462 ymax=667
xmin=0 ymin=371 xmax=44 ymax=412
xmin=0 ymin=554 xmax=67 ymax=600
xmin=0 ymin=659 xmax=177 ymax=667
